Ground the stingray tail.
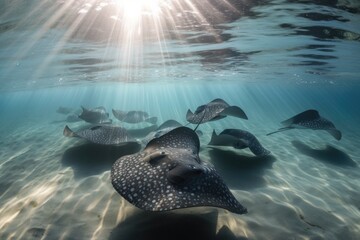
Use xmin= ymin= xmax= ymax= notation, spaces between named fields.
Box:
xmin=145 ymin=117 xmax=158 ymax=125
xmin=266 ymin=127 xmax=292 ymax=136
xmin=63 ymin=125 xmax=75 ymax=137
xmin=193 ymin=107 xmax=207 ymax=132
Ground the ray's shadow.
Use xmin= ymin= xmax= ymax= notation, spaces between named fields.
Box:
xmin=208 ymin=147 xmax=276 ymax=190
xmin=109 ymin=210 xmax=246 ymax=240
xmin=292 ymin=140 xmax=357 ymax=167
xmin=61 ymin=142 xmax=141 ymax=178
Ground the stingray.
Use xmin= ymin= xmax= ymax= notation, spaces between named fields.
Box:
xmin=209 ymin=129 xmax=271 ymax=156
xmin=267 ymin=109 xmax=342 ymax=140
xmin=112 ymin=109 xmax=157 ymax=124
xmin=56 ymin=106 xmax=73 ymax=115
xmin=111 ymin=126 xmax=247 ymax=214
xmin=66 ymin=114 xmax=82 ymax=123
xmin=79 ymin=106 xmax=112 ymax=124
xmin=186 ymin=98 xmax=248 ymax=124
xmin=63 ymin=125 xmax=137 ymax=145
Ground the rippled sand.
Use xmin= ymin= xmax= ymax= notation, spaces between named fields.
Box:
xmin=0 ymin=117 xmax=359 ymax=240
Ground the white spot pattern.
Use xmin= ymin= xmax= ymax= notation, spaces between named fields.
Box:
xmin=111 ymin=127 xmax=247 ymax=214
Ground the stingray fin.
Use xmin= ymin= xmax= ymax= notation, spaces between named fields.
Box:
xmin=281 ymin=109 xmax=319 ymax=126
xmin=145 ymin=127 xmax=200 ymax=152
xmin=208 ymin=130 xmax=239 ymax=146
xmin=157 ymin=120 xmax=182 ymax=130
xmin=80 ymin=106 xmax=87 ymax=112
xmin=326 ymin=129 xmax=342 ymax=140
xmin=266 ymin=127 xmax=293 ymax=136
xmin=63 ymin=125 xmax=76 ymax=137
xmin=208 ymin=130 xmax=218 ymax=145
xmin=145 ymin=117 xmax=158 ymax=125
xmin=221 ymin=106 xmax=248 ymax=120
xmin=167 ymin=164 xmax=204 ymax=185
xmin=247 ymin=142 xmax=271 ymax=156
xmin=210 ymin=98 xmax=228 ymax=104
xmin=186 ymin=109 xmax=194 ymax=121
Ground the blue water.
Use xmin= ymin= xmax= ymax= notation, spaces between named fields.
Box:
xmin=0 ymin=1 xmax=360 ymax=239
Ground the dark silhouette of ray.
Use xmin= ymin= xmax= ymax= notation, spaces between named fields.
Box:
xmin=61 ymin=142 xmax=141 ymax=178
xmin=292 ymin=141 xmax=357 ymax=167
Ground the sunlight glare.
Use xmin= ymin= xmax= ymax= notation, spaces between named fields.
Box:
xmin=115 ymin=0 xmax=162 ymax=20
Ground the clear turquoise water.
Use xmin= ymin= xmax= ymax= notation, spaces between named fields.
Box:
xmin=0 ymin=1 xmax=359 ymax=239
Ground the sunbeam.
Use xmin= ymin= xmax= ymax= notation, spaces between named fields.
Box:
xmin=1 ymin=0 xmax=243 ymax=85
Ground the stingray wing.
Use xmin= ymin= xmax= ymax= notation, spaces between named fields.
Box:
xmin=208 ymin=130 xmax=239 ymax=146
xmin=281 ymin=109 xmax=320 ymax=126
xmin=157 ymin=120 xmax=182 ymax=130
xmin=145 ymin=127 xmax=200 ymax=153
xmin=221 ymin=106 xmax=248 ymax=119
xmin=326 ymin=129 xmax=342 ymax=140
xmin=209 ymin=98 xmax=229 ymax=105
xmin=63 ymin=125 xmax=77 ymax=137
xmin=186 ymin=109 xmax=195 ymax=121
xmin=145 ymin=116 xmax=158 ymax=125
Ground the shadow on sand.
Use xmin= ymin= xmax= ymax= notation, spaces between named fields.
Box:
xmin=61 ymin=142 xmax=141 ymax=178
xmin=292 ymin=140 xmax=357 ymax=167
xmin=208 ymin=147 xmax=276 ymax=190
xmin=109 ymin=210 xmax=246 ymax=240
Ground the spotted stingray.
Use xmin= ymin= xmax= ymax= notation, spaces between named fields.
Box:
xmin=79 ymin=106 xmax=112 ymax=124
xmin=112 ymin=109 xmax=157 ymax=124
xmin=267 ymin=109 xmax=342 ymax=140
xmin=186 ymin=98 xmax=248 ymax=124
xmin=63 ymin=125 xmax=137 ymax=145
xmin=111 ymin=126 xmax=247 ymax=214
xmin=209 ymin=129 xmax=271 ymax=156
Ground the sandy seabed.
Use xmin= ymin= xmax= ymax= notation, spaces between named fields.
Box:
xmin=0 ymin=116 xmax=359 ymax=240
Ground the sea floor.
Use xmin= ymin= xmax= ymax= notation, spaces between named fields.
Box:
xmin=0 ymin=108 xmax=359 ymax=240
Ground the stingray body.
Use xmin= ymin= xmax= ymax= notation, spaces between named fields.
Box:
xmin=63 ymin=125 xmax=136 ymax=145
xmin=79 ymin=106 xmax=111 ymax=124
xmin=112 ymin=110 xmax=157 ymax=124
xmin=267 ymin=109 xmax=341 ymax=140
xmin=209 ymin=129 xmax=271 ymax=156
xmin=111 ymin=126 xmax=247 ymax=214
xmin=186 ymin=98 xmax=248 ymax=124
